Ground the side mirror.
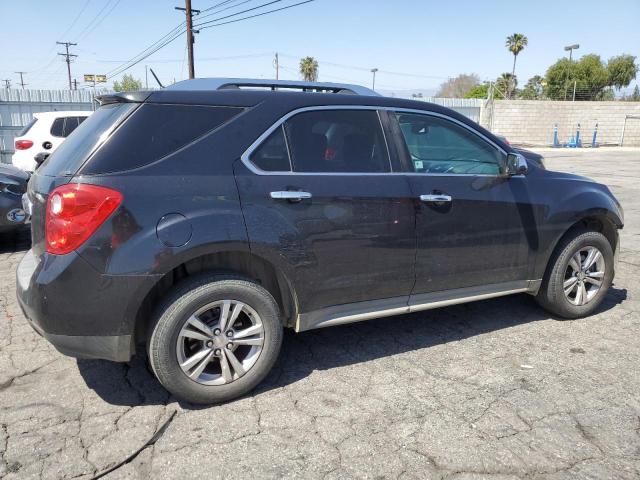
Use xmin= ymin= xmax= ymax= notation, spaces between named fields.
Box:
xmin=506 ymin=153 xmax=528 ymax=176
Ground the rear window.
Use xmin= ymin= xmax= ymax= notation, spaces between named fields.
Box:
xmin=17 ymin=118 xmax=37 ymax=137
xmin=39 ymin=103 xmax=137 ymax=177
xmin=83 ymin=104 xmax=243 ymax=174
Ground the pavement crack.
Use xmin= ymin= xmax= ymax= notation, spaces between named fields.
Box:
xmin=0 ymin=358 xmax=59 ymax=391
xmin=86 ymin=409 xmax=176 ymax=480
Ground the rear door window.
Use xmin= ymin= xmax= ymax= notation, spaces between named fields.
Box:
xmin=50 ymin=117 xmax=65 ymax=137
xmin=62 ymin=116 xmax=85 ymax=137
xmin=83 ymin=104 xmax=243 ymax=174
xmin=249 ymin=126 xmax=291 ymax=172
xmin=284 ymin=110 xmax=390 ymax=173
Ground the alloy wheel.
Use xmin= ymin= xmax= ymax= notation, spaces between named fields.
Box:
xmin=176 ymin=300 xmax=265 ymax=385
xmin=563 ymin=246 xmax=605 ymax=306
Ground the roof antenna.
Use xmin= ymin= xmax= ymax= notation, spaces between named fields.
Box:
xmin=149 ymin=68 xmax=165 ymax=88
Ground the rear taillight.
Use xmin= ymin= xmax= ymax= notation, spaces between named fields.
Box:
xmin=15 ymin=139 xmax=33 ymax=150
xmin=45 ymin=184 xmax=123 ymax=255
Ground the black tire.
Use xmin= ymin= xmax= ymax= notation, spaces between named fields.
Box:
xmin=148 ymin=274 xmax=283 ymax=404
xmin=536 ymin=230 xmax=614 ymax=319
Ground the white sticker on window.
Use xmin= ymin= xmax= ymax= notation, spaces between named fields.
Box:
xmin=414 ymin=160 xmax=423 ymax=170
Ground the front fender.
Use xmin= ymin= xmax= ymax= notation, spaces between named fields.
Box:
xmin=533 ymin=183 xmax=623 ymax=279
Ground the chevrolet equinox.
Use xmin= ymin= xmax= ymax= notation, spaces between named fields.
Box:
xmin=17 ymin=78 xmax=623 ymax=404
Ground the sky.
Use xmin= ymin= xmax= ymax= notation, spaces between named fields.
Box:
xmin=1 ymin=0 xmax=639 ymax=95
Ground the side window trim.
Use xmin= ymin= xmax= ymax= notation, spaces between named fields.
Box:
xmin=241 ymin=105 xmax=508 ymax=176
xmin=242 ymin=106 xmax=394 ymax=176
xmin=281 ymin=124 xmax=294 ymax=171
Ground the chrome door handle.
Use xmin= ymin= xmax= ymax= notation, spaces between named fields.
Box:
xmin=270 ymin=191 xmax=312 ymax=200
xmin=420 ymin=194 xmax=452 ymax=203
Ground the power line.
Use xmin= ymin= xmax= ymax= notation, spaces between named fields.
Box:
xmin=106 ymin=28 xmax=186 ymax=79
xmin=194 ymin=0 xmax=285 ymax=28
xmin=105 ymin=22 xmax=186 ymax=77
xmin=195 ymin=0 xmax=315 ymax=30
xmin=106 ymin=0 xmax=314 ymax=81
xmin=95 ymin=52 xmax=272 ymax=64
xmin=196 ymin=0 xmax=256 ymax=20
xmin=279 ymin=53 xmax=448 ymax=80
xmin=58 ymin=0 xmax=92 ymax=40
xmin=73 ymin=0 xmax=118 ymax=41
xmin=199 ymin=0 xmax=244 ymax=13
xmin=76 ymin=0 xmax=122 ymax=42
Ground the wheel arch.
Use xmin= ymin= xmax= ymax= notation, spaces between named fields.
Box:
xmin=539 ymin=212 xmax=619 ymax=283
xmin=132 ymin=250 xmax=298 ymax=345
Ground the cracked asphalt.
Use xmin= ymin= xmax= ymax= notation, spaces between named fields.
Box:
xmin=1 ymin=148 xmax=639 ymax=479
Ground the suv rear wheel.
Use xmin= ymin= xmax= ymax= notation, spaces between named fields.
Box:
xmin=536 ymin=230 xmax=614 ymax=318
xmin=148 ymin=275 xmax=283 ymax=404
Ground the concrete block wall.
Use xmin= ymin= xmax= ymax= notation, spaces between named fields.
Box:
xmin=484 ymin=100 xmax=640 ymax=146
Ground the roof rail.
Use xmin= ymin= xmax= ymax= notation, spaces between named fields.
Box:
xmin=165 ymin=78 xmax=380 ymax=96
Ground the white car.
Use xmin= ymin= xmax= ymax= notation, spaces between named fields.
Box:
xmin=12 ymin=111 xmax=91 ymax=172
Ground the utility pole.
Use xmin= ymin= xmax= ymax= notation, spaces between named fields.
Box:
xmin=145 ymin=65 xmax=149 ymax=89
xmin=2 ymin=79 xmax=11 ymax=89
xmin=175 ymin=1 xmax=200 ymax=79
xmin=563 ymin=44 xmax=579 ymax=101
xmin=273 ymin=52 xmax=279 ymax=80
xmin=57 ymin=41 xmax=78 ymax=90
xmin=14 ymin=72 xmax=27 ymax=89
xmin=72 ymin=79 xmax=78 ymax=90
xmin=564 ymin=43 xmax=580 ymax=62
xmin=370 ymin=68 xmax=378 ymax=91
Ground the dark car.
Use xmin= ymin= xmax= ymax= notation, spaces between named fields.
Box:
xmin=0 ymin=163 xmax=29 ymax=232
xmin=16 ymin=78 xmax=623 ymax=404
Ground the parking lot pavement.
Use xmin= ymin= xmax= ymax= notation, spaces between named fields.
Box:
xmin=0 ymin=148 xmax=639 ymax=480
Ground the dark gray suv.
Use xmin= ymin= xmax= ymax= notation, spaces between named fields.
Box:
xmin=17 ymin=78 xmax=623 ymax=404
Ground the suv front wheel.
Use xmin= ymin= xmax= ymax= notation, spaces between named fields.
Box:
xmin=148 ymin=275 xmax=283 ymax=404
xmin=536 ymin=230 xmax=614 ymax=318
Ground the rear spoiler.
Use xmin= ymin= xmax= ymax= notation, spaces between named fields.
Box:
xmin=95 ymin=91 xmax=152 ymax=106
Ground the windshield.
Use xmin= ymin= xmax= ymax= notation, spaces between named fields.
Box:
xmin=38 ymin=103 xmax=138 ymax=177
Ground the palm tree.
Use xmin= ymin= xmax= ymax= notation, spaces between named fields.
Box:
xmin=505 ymin=33 xmax=528 ymax=97
xmin=299 ymin=56 xmax=319 ymax=82
xmin=495 ymin=73 xmax=517 ymax=99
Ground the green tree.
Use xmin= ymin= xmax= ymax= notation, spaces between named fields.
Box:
xmin=519 ymin=75 xmax=545 ymax=99
xmin=629 ymin=85 xmax=640 ymax=101
xmin=464 ymin=83 xmax=489 ymax=99
xmin=495 ymin=73 xmax=516 ymax=99
xmin=299 ymin=56 xmax=319 ymax=82
xmin=435 ymin=73 xmax=479 ymax=98
xmin=544 ymin=54 xmax=637 ymax=100
xmin=607 ymin=54 xmax=638 ymax=90
xmin=113 ymin=74 xmax=143 ymax=92
xmin=505 ymin=33 xmax=528 ymax=98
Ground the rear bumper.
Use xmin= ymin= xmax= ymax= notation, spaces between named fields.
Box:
xmin=16 ymin=248 xmax=160 ymax=362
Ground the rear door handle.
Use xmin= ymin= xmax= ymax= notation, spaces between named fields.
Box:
xmin=270 ymin=191 xmax=312 ymax=201
xmin=420 ymin=194 xmax=452 ymax=203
